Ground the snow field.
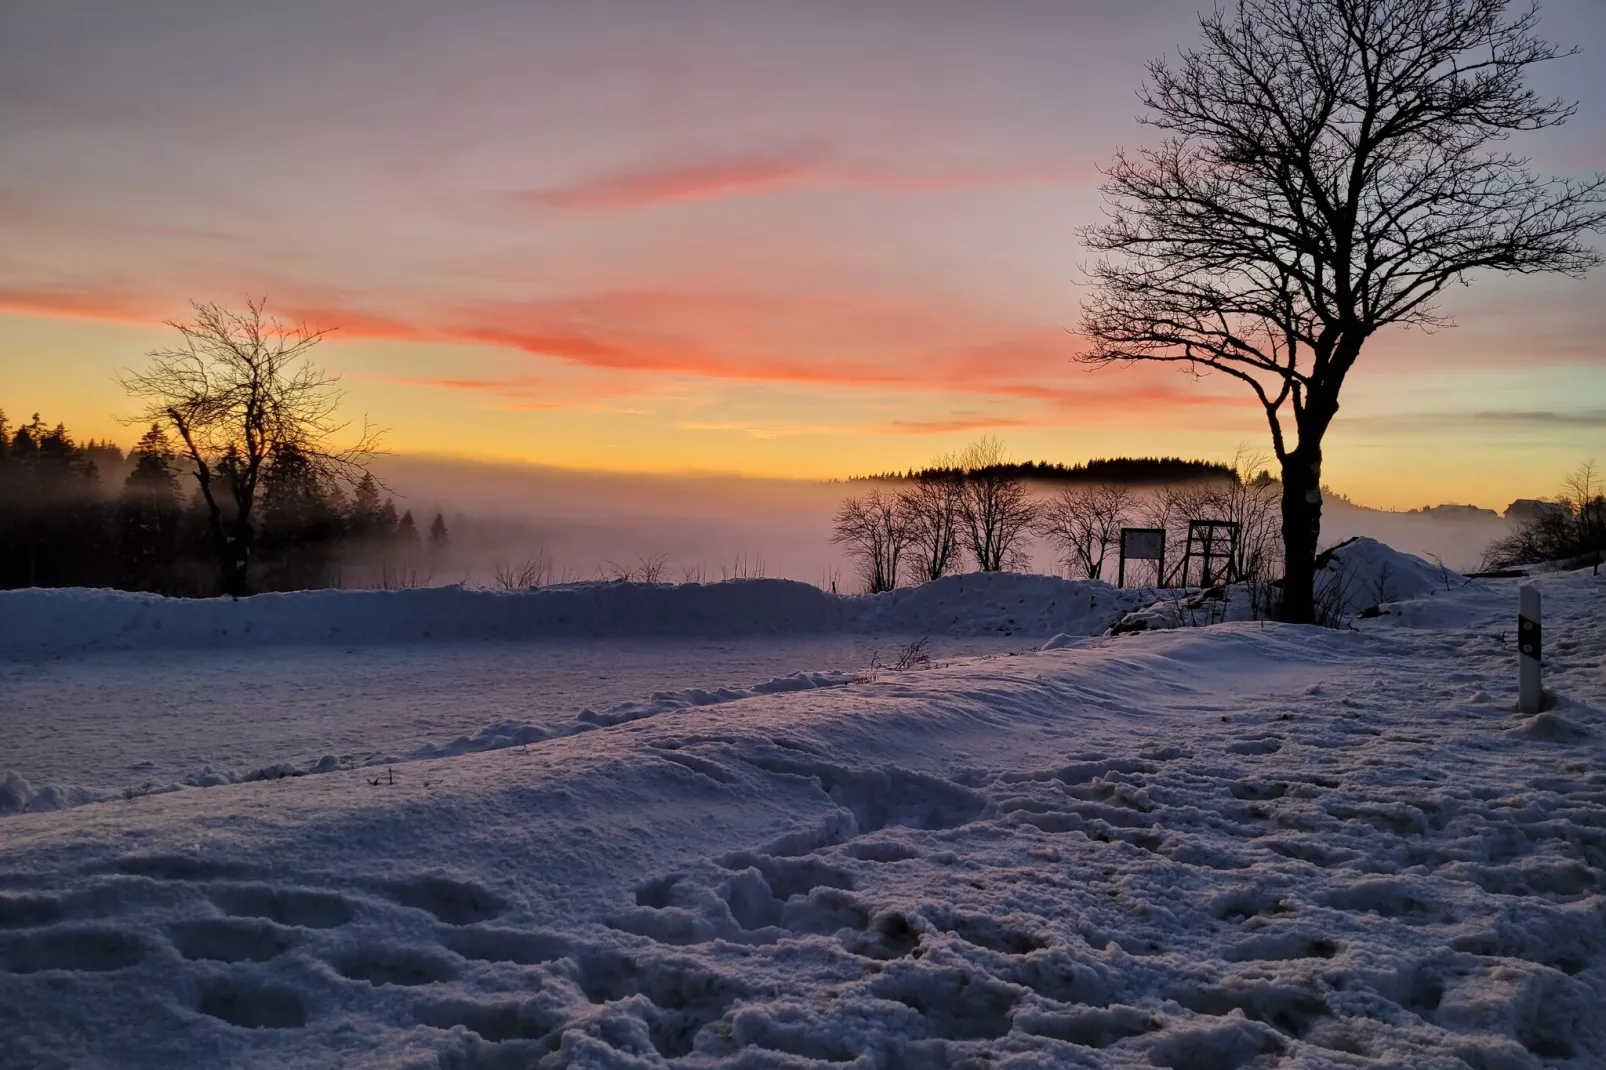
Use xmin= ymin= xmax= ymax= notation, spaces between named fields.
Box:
xmin=0 ymin=635 xmax=1037 ymax=811
xmin=0 ymin=567 xmax=1601 ymax=1067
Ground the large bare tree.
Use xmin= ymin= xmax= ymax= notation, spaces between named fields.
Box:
xmin=121 ymin=300 xmax=382 ymax=597
xmin=1080 ymin=0 xmax=1604 ymax=622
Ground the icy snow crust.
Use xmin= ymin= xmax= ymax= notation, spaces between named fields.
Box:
xmin=0 ymin=573 xmax=1150 ymax=658
xmin=0 ymin=568 xmax=1602 ymax=1067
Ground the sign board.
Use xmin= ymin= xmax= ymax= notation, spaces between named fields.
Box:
xmin=1117 ymin=527 xmax=1167 ymax=588
xmin=1121 ymin=529 xmax=1165 ymax=561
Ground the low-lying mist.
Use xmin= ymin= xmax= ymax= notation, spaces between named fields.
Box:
xmin=366 ymin=456 xmax=1516 ymax=591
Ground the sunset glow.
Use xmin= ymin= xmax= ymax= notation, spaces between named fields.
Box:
xmin=2 ymin=0 xmax=1602 ymax=510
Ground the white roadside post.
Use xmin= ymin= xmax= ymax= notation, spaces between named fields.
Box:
xmin=1518 ymin=585 xmax=1542 ymax=715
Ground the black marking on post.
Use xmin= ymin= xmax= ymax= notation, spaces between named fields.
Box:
xmin=1518 ymin=615 xmax=1541 ymax=663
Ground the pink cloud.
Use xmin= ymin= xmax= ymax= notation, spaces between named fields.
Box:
xmin=518 ymin=147 xmax=824 ymax=212
xmin=510 ymin=147 xmax=1091 ymax=213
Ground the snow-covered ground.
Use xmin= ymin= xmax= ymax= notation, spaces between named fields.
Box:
xmin=0 ymin=635 xmax=1031 ymax=801
xmin=1 ymin=564 xmax=1602 ymax=1068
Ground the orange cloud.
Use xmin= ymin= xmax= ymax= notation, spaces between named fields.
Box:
xmin=280 ymin=305 xmax=429 ymax=342
xmin=0 ymin=283 xmax=1247 ymax=421
xmin=510 ymin=147 xmax=1090 ymax=213
xmin=881 ymin=415 xmax=1034 ymax=435
xmin=0 ymin=286 xmax=166 ymax=326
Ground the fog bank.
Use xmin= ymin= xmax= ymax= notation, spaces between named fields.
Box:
xmin=371 ymin=456 xmax=1518 ymax=588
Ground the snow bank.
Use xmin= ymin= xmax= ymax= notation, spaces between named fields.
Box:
xmin=1 ymin=540 xmax=1457 ymax=657
xmin=0 ymin=573 xmax=1157 ymax=657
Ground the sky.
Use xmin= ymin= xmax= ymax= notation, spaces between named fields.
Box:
xmin=1 ymin=0 xmax=1603 ymax=511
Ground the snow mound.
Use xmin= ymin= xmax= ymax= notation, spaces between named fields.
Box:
xmin=1314 ymin=535 xmax=1463 ymax=613
xmin=856 ymin=571 xmax=1149 ymax=637
xmin=0 ymin=770 xmax=102 ymax=816
xmin=0 ymin=574 xmax=1154 ymax=657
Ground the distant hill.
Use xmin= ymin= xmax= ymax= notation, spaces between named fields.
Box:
xmin=1408 ymin=503 xmax=1501 ymax=521
xmin=849 ymin=456 xmax=1235 ymax=485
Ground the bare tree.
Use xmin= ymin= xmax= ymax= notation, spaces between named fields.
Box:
xmin=957 ymin=437 xmax=1039 ymax=572
xmin=1558 ymin=461 xmax=1605 ymax=569
xmin=898 ymin=468 xmax=965 ymax=582
xmin=121 ymin=299 xmax=382 ymax=597
xmin=1080 ymin=0 xmax=1604 ymax=622
xmin=1035 ymin=483 xmax=1134 ymax=580
xmin=832 ymin=488 xmax=912 ymax=593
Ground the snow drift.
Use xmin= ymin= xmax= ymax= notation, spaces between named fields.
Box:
xmin=0 ymin=574 xmax=1161 ymax=658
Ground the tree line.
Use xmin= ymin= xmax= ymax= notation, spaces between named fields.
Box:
xmin=0 ymin=409 xmax=449 ymax=596
xmin=849 ymin=457 xmax=1235 ymax=486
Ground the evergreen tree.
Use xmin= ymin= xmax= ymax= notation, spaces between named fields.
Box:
xmin=0 ymin=417 xmax=112 ymax=588
xmin=428 ymin=512 xmax=449 ymax=551
xmin=377 ymin=498 xmax=399 ymax=540
xmin=117 ymin=425 xmax=182 ymax=590
xmin=349 ymin=472 xmax=383 ymax=541
xmin=395 ymin=509 xmax=420 ymax=548
xmin=258 ymin=444 xmax=342 ymax=590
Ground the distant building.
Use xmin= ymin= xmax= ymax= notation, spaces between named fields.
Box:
xmin=1505 ymin=499 xmax=1567 ymax=523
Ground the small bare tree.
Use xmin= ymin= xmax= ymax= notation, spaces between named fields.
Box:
xmin=493 ymin=553 xmax=551 ymax=589
xmin=832 ymin=488 xmax=912 ymax=593
xmin=1080 ymin=0 xmax=1605 ymax=622
xmin=601 ymin=551 xmax=673 ymax=583
xmin=1035 ymin=483 xmax=1134 ymax=580
xmin=121 ymin=300 xmax=382 ymax=596
xmin=957 ymin=437 xmax=1039 ymax=572
xmin=898 ymin=467 xmax=965 ymax=582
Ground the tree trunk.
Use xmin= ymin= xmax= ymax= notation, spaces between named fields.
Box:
xmin=218 ymin=517 xmax=252 ymax=599
xmin=1279 ymin=447 xmax=1324 ymax=624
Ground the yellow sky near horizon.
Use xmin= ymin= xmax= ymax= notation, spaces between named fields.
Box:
xmin=4 ymin=309 xmax=1599 ymax=514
